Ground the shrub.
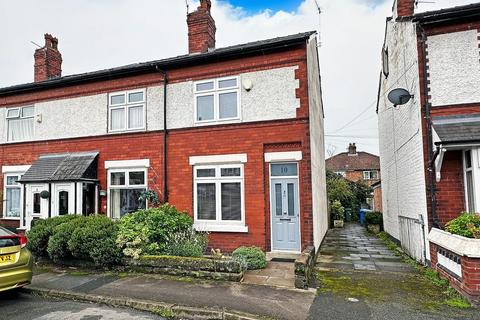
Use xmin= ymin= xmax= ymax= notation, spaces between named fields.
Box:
xmin=47 ymin=216 xmax=88 ymax=262
xmin=26 ymin=215 xmax=77 ymax=257
xmin=365 ymin=211 xmax=383 ymax=226
xmin=68 ymin=215 xmax=123 ymax=267
xmin=331 ymin=200 xmax=345 ymax=221
xmin=232 ymin=246 xmax=267 ymax=270
xmin=165 ymin=228 xmax=208 ymax=257
xmin=116 ymin=204 xmax=193 ymax=259
xmin=445 ymin=212 xmax=480 ymax=239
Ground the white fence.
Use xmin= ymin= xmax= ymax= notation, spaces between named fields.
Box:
xmin=398 ymin=215 xmax=426 ymax=265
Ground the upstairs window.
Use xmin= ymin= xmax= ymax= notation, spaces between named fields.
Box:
xmin=363 ymin=170 xmax=378 ymax=180
xmin=194 ymin=77 xmax=240 ymax=123
xmin=109 ymin=89 xmax=145 ymax=132
xmin=6 ymin=106 xmax=34 ymax=142
xmin=382 ymin=46 xmax=389 ymax=78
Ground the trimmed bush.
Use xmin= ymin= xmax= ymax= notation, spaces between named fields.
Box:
xmin=47 ymin=216 xmax=88 ymax=262
xmin=365 ymin=211 xmax=383 ymax=226
xmin=232 ymin=246 xmax=267 ymax=270
xmin=26 ymin=215 xmax=77 ymax=257
xmin=68 ymin=215 xmax=123 ymax=267
xmin=165 ymin=228 xmax=208 ymax=258
xmin=445 ymin=212 xmax=480 ymax=239
xmin=116 ymin=204 xmax=193 ymax=259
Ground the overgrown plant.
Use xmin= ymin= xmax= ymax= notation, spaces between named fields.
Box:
xmin=445 ymin=212 xmax=480 ymax=239
xmin=365 ymin=211 xmax=383 ymax=226
xmin=116 ymin=204 xmax=193 ymax=259
xmin=165 ymin=228 xmax=208 ymax=257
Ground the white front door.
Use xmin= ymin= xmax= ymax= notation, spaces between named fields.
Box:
xmin=52 ymin=183 xmax=75 ymax=216
xmin=25 ymin=184 xmax=48 ymax=228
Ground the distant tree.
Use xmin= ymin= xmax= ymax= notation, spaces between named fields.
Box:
xmin=326 ymin=170 xmax=373 ymax=219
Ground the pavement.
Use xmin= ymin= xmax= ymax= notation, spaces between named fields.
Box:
xmin=28 ymin=268 xmax=315 ymax=320
xmin=309 ymin=223 xmax=480 ymax=320
xmin=0 ymin=289 xmax=164 ymax=320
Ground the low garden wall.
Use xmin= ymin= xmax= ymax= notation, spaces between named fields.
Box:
xmin=294 ymin=246 xmax=316 ymax=289
xmin=428 ymin=228 xmax=480 ymax=304
xmin=129 ymin=255 xmax=244 ymax=281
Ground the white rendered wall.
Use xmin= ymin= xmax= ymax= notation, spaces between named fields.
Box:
xmin=427 ymin=29 xmax=480 ymax=107
xmin=377 ymin=20 xmax=430 ymax=260
xmin=1 ymin=66 xmax=300 ymax=143
xmin=307 ymin=36 xmax=328 ymax=249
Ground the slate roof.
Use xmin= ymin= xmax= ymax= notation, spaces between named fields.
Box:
xmin=433 ymin=114 xmax=480 ymax=145
xmin=0 ymin=31 xmax=316 ymax=96
xmin=20 ymin=151 xmax=99 ymax=183
xmin=326 ymin=152 xmax=380 ymax=171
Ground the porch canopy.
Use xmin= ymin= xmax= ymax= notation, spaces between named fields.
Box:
xmin=432 ymin=114 xmax=480 ymax=181
xmin=19 ymin=151 xmax=99 ymax=183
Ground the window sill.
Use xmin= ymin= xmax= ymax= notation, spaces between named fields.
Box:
xmin=1 ymin=217 xmax=21 ymax=220
xmin=194 ymin=118 xmax=241 ymax=127
xmin=193 ymin=223 xmax=248 ymax=233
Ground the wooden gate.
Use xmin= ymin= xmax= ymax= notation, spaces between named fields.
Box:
xmin=398 ymin=215 xmax=426 ymax=265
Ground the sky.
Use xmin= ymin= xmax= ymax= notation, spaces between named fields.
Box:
xmin=0 ymin=0 xmax=476 ymax=156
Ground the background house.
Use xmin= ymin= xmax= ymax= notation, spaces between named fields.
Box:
xmin=326 ymin=143 xmax=382 ymax=211
xmin=0 ymin=0 xmax=328 ymax=254
xmin=377 ymin=0 xmax=480 ymax=278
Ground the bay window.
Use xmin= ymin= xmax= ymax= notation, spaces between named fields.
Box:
xmin=7 ymin=106 xmax=34 ymax=142
xmin=108 ymin=168 xmax=147 ymax=218
xmin=194 ymin=164 xmax=245 ymax=230
xmin=108 ymin=89 xmax=145 ymax=132
xmin=194 ymin=77 xmax=240 ymax=123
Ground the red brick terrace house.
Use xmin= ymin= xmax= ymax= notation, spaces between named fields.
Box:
xmin=326 ymin=143 xmax=382 ymax=211
xmin=0 ymin=0 xmax=328 ymax=254
xmin=378 ymin=0 xmax=480 ymax=302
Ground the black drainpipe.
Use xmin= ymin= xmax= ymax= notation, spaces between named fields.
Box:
xmin=156 ymin=67 xmax=169 ymax=203
xmin=419 ymin=25 xmax=440 ymax=229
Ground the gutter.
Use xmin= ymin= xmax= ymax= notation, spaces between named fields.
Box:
xmin=156 ymin=67 xmax=168 ymax=203
xmin=419 ymin=25 xmax=440 ymax=229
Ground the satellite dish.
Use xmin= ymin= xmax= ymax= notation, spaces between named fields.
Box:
xmin=388 ymin=88 xmax=413 ymax=106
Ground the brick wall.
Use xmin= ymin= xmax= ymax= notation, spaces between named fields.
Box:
xmin=430 ymin=243 xmax=480 ymax=304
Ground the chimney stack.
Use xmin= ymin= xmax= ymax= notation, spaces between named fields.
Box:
xmin=348 ymin=143 xmax=357 ymax=156
xmin=396 ymin=0 xmax=415 ymax=18
xmin=34 ymin=34 xmax=62 ymax=82
xmin=187 ymin=0 xmax=216 ymax=54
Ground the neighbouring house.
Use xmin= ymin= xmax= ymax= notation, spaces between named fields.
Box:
xmin=0 ymin=0 xmax=328 ymax=254
xmin=378 ymin=0 xmax=480 ymax=302
xmin=326 ymin=143 xmax=382 ymax=211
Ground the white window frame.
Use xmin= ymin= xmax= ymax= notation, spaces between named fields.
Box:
xmin=193 ymin=163 xmax=247 ymax=232
xmin=108 ymin=89 xmax=146 ymax=133
xmin=193 ymin=76 xmax=241 ymax=125
xmin=107 ymin=167 xmax=148 ymax=219
xmin=363 ymin=170 xmax=377 ymax=180
xmin=463 ymin=149 xmax=478 ymax=213
xmin=3 ymin=173 xmax=23 ymax=220
xmin=6 ymin=106 xmax=35 ymax=142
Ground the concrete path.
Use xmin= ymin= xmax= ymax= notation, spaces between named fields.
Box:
xmin=242 ymin=261 xmax=295 ymax=288
xmin=309 ymin=224 xmax=479 ymax=320
xmin=29 ymin=269 xmax=314 ymax=320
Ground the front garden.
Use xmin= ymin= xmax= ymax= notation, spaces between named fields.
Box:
xmin=26 ymin=204 xmax=267 ymax=281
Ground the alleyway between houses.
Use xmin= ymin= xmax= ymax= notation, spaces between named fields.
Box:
xmin=308 ymin=224 xmax=479 ymax=320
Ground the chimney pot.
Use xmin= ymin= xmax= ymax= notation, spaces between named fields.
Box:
xmin=187 ymin=0 xmax=216 ymax=54
xmin=348 ymin=143 xmax=357 ymax=155
xmin=34 ymin=33 xmax=62 ymax=82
